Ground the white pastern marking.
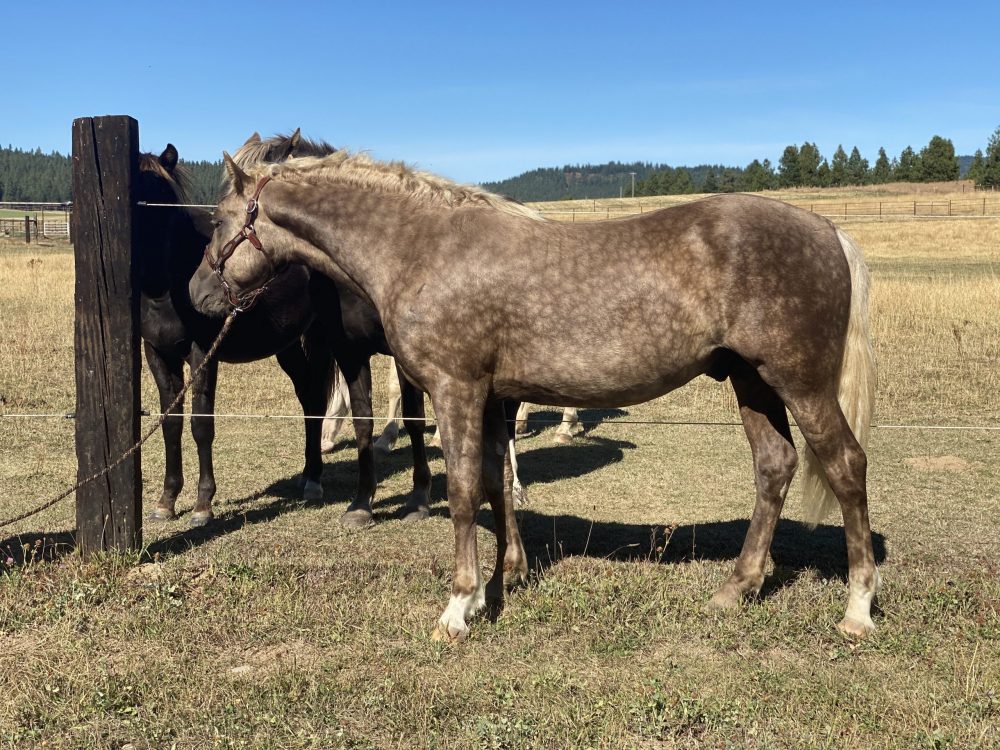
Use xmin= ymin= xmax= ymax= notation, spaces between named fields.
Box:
xmin=437 ymin=573 xmax=485 ymax=638
xmin=508 ymin=438 xmax=522 ymax=492
xmin=844 ymin=567 xmax=880 ymax=628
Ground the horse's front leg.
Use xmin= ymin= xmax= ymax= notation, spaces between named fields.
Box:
xmin=374 ymin=360 xmax=403 ymax=455
xmin=187 ymin=343 xmax=220 ymax=527
xmin=143 ymin=341 xmax=185 ymax=521
xmin=504 ymin=400 xmax=529 ymax=507
xmin=552 ymin=406 xmax=581 ymax=444
xmin=431 ymin=379 xmax=490 ymax=642
xmin=338 ymin=354 xmax=378 ymax=528
xmin=399 ymin=368 xmax=432 ymax=521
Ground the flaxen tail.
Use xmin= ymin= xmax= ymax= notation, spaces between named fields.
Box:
xmin=800 ymin=229 xmax=876 ymax=527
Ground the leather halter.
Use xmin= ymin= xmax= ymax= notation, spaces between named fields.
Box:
xmin=206 ymin=176 xmax=282 ymax=312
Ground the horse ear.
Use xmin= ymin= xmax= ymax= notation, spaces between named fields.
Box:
xmin=159 ymin=144 xmax=179 ymax=172
xmin=223 ymin=151 xmax=249 ymax=194
xmin=289 ymin=128 xmax=301 ymax=151
xmin=243 ymin=132 xmax=262 ymax=145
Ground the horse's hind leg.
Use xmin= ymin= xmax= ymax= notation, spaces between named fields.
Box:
xmin=483 ymin=398 xmax=529 ymax=612
xmin=275 ymin=337 xmax=327 ymax=503
xmin=398 ymin=370 xmax=432 ymax=521
xmin=187 ymin=343 xmax=220 ymax=527
xmin=785 ymin=392 xmax=879 ymax=637
xmin=708 ymin=363 xmax=797 ymax=609
xmin=144 ymin=342 xmax=185 ymax=521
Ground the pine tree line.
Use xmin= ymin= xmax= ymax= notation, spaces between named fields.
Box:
xmin=0 ymin=146 xmax=224 ymax=204
xmin=5 ymin=126 xmax=1000 ymax=203
xmin=637 ymin=128 xmax=1000 ymax=197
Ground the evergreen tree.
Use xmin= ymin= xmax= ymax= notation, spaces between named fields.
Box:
xmin=830 ymin=145 xmax=849 ymax=187
xmin=817 ymin=160 xmax=831 ymax=187
xmin=981 ymin=126 xmax=1000 ymax=188
xmin=918 ymin=135 xmax=959 ymax=181
xmin=965 ymin=150 xmax=985 ymax=184
xmin=702 ymin=170 xmax=719 ymax=193
xmin=778 ymin=145 xmax=800 ymax=187
xmin=871 ymin=147 xmax=892 ymax=184
xmin=740 ymin=158 xmax=776 ymax=192
xmin=797 ymin=142 xmax=823 ymax=187
xmin=895 ymin=146 xmax=920 ymax=181
xmin=846 ymin=146 xmax=869 ymax=185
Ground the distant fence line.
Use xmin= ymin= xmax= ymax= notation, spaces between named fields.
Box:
xmin=0 ymin=202 xmax=72 ymax=239
xmin=537 ymin=196 xmax=1000 ymax=221
xmin=3 ymin=197 xmax=1000 ymax=241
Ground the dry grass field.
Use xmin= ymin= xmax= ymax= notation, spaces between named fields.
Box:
xmin=0 ymin=192 xmax=998 ymax=748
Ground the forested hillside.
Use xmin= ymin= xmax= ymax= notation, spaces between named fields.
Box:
xmin=4 ymin=129 xmax=999 ymax=203
xmin=0 ymin=146 xmax=223 ymax=204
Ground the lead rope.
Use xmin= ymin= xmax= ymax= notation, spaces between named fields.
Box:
xmin=0 ymin=310 xmax=240 ymax=531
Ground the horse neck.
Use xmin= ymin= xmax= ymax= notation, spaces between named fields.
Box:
xmin=139 ymin=206 xmax=211 ymax=297
xmin=267 ymin=181 xmax=418 ymax=310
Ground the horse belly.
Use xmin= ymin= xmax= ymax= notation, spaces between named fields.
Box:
xmin=494 ymin=336 xmax=714 ymax=408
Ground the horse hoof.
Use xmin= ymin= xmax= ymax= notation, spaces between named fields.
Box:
xmin=428 ymin=431 xmax=443 ymax=448
xmin=552 ymin=432 xmax=573 ymax=445
xmin=430 ymin=621 xmax=467 ymax=643
xmin=837 ymin=616 xmax=876 ymax=639
xmin=187 ymin=511 xmax=213 ymax=529
xmin=340 ymin=506 xmax=374 ymax=529
xmin=373 ymin=438 xmax=395 ymax=456
xmin=705 ymin=587 xmax=741 ymax=612
xmin=320 ymin=441 xmax=337 ymax=454
xmin=401 ymin=503 xmax=430 ymax=522
xmin=301 ymin=480 xmax=323 ymax=502
xmin=147 ymin=507 xmax=177 ymax=522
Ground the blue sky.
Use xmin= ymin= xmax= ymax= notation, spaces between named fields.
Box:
xmin=6 ymin=1 xmax=1000 ymax=183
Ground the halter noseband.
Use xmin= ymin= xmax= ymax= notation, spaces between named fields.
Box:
xmin=206 ymin=176 xmax=282 ymax=312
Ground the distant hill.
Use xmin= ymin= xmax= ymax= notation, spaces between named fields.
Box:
xmin=0 ymin=145 xmax=982 ymax=204
xmin=481 ymin=162 xmax=737 ymax=201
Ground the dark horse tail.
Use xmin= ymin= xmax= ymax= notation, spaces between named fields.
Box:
xmin=801 ymin=229 xmax=877 ymax=527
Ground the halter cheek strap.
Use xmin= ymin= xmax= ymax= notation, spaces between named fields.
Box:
xmin=206 ymin=176 xmax=281 ymax=312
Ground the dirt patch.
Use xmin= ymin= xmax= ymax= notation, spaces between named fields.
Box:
xmin=228 ymin=640 xmax=326 ymax=678
xmin=903 ymin=455 xmax=970 ymax=472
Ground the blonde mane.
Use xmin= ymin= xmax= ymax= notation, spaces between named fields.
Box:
xmin=241 ymin=150 xmax=545 ymax=222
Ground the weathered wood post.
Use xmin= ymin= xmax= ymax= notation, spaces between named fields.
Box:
xmin=71 ymin=115 xmax=142 ymax=555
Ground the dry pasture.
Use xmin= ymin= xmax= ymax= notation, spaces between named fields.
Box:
xmin=0 ymin=198 xmax=998 ymax=748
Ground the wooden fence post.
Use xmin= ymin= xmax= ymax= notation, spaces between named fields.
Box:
xmin=24 ymin=215 xmax=30 ymax=243
xmin=71 ymin=115 xmax=142 ymax=556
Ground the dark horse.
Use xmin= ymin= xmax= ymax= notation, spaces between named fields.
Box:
xmin=138 ymin=134 xmax=431 ymax=528
xmin=191 ymin=148 xmax=877 ymax=640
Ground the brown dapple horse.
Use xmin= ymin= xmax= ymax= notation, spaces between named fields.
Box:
xmin=190 ymin=148 xmax=877 ymax=641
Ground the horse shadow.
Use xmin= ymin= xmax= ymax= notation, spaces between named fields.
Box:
xmin=484 ymin=511 xmax=887 ymax=595
xmin=0 ymin=432 xmax=886 ymax=597
xmin=371 ymin=434 xmax=635 ymax=514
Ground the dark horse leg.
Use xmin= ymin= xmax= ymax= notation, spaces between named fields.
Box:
xmin=186 ymin=342 xmax=220 ymax=527
xmin=707 ymin=361 xmax=797 ymax=609
xmin=144 ymin=341 xmax=186 ymax=521
xmin=275 ymin=332 xmax=329 ymax=505
xmin=337 ymin=353 xmax=378 ymax=528
xmin=398 ymin=364 xmax=432 ymax=522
